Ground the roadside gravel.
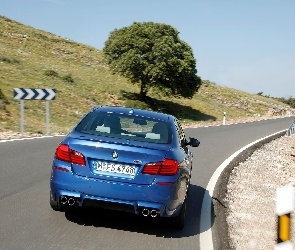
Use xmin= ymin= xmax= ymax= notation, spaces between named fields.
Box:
xmin=1 ymin=117 xmax=294 ymax=249
xmin=225 ymin=133 xmax=295 ymax=249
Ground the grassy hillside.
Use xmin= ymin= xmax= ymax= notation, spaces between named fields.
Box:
xmin=0 ymin=16 xmax=292 ymax=135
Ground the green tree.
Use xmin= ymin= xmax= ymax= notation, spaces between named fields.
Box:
xmin=103 ymin=22 xmax=201 ymax=100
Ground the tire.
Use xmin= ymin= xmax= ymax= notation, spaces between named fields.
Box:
xmin=170 ymin=198 xmax=187 ymax=230
xmin=50 ymin=191 xmax=66 ymax=212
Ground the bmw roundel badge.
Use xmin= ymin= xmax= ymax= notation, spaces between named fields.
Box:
xmin=112 ymin=151 xmax=118 ymax=160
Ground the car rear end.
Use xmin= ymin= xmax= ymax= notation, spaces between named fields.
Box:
xmin=50 ymin=107 xmax=190 ymax=219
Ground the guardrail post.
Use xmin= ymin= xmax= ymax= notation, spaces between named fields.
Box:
xmin=275 ymin=185 xmax=294 ymax=249
xmin=286 ymin=120 xmax=295 ymax=136
xmin=223 ymin=112 xmax=226 ymax=125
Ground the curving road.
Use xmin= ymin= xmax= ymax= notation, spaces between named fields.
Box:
xmin=0 ymin=117 xmax=294 ymax=250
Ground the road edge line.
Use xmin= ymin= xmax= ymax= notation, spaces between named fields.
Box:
xmin=199 ymin=129 xmax=286 ymax=250
xmin=0 ymin=134 xmax=65 ymax=143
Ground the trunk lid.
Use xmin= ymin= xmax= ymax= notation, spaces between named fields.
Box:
xmin=68 ymin=136 xmax=169 ymax=185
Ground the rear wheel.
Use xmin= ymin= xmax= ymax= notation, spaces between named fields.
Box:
xmin=170 ymin=198 xmax=187 ymax=230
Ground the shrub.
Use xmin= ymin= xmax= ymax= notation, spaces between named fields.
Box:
xmin=44 ymin=69 xmax=59 ymax=77
xmin=61 ymin=74 xmax=74 ymax=83
xmin=0 ymin=56 xmax=20 ymax=64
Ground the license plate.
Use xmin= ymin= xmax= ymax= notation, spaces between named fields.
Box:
xmin=93 ymin=161 xmax=136 ymax=177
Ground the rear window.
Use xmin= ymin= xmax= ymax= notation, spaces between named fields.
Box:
xmin=75 ymin=111 xmax=172 ymax=144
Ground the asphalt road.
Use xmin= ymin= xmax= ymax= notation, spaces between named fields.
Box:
xmin=0 ymin=117 xmax=294 ymax=250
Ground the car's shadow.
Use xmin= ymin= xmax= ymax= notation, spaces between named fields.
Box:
xmin=65 ymin=184 xmax=214 ymax=238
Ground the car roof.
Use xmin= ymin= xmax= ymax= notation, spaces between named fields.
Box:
xmin=92 ymin=106 xmax=175 ymax=122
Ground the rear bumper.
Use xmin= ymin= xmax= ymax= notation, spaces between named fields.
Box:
xmin=50 ymin=166 xmax=187 ymax=217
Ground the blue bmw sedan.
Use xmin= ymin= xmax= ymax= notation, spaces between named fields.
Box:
xmin=50 ymin=106 xmax=200 ymax=229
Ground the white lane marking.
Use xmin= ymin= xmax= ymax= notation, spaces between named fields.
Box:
xmin=199 ymin=130 xmax=286 ymax=250
xmin=0 ymin=134 xmax=65 ymax=143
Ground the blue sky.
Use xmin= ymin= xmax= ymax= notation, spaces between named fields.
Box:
xmin=1 ymin=0 xmax=294 ymax=98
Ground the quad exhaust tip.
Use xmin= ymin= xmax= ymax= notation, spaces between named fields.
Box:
xmin=60 ymin=195 xmax=68 ymax=205
xmin=60 ymin=197 xmax=159 ymax=215
xmin=141 ymin=208 xmax=159 ymax=218
xmin=150 ymin=209 xmax=159 ymax=218
xmin=60 ymin=195 xmax=77 ymax=206
xmin=68 ymin=197 xmax=76 ymax=206
xmin=142 ymin=208 xmax=150 ymax=217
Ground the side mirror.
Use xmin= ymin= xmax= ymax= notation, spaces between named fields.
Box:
xmin=182 ymin=137 xmax=200 ymax=147
xmin=184 ymin=137 xmax=200 ymax=147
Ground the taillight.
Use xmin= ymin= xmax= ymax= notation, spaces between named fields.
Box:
xmin=55 ymin=144 xmax=71 ymax=162
xmin=55 ymin=144 xmax=86 ymax=166
xmin=142 ymin=162 xmax=161 ymax=175
xmin=70 ymin=150 xmax=85 ymax=165
xmin=142 ymin=158 xmax=179 ymax=175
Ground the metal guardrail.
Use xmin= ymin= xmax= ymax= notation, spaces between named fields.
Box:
xmin=286 ymin=119 xmax=295 ymax=136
